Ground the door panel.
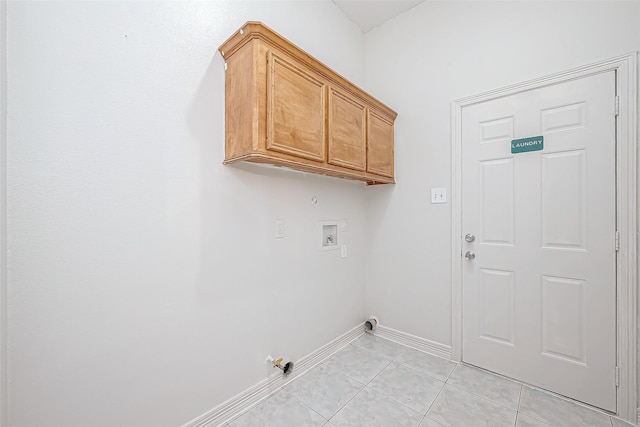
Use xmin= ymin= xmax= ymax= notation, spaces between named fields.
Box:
xmin=328 ymin=88 xmax=366 ymax=171
xmin=367 ymin=111 xmax=394 ymax=178
xmin=540 ymin=275 xmax=587 ymax=365
xmin=479 ymin=268 xmax=515 ymax=346
xmin=266 ymin=51 xmax=326 ymax=162
xmin=480 ymin=116 xmax=514 ymax=143
xmin=461 ymin=71 xmax=616 ymax=411
xmin=541 ymin=150 xmax=587 ymax=250
xmin=541 ymin=102 xmax=586 ymax=133
xmin=480 ymin=158 xmax=514 ymax=245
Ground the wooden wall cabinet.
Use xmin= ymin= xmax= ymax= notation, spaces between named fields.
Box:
xmin=218 ymin=22 xmax=397 ymax=185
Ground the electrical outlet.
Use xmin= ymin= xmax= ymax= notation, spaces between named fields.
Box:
xmin=431 ymin=188 xmax=447 ymax=204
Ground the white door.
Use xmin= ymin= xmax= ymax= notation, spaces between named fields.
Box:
xmin=461 ymin=71 xmax=617 ymax=411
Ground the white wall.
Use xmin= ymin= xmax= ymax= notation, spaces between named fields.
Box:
xmin=364 ymin=0 xmax=640 ymax=362
xmin=0 ymin=1 xmax=7 ymax=425
xmin=9 ymin=1 xmax=638 ymax=425
xmin=6 ymin=1 xmax=367 ymax=426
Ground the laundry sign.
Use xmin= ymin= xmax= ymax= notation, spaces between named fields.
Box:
xmin=511 ymin=136 xmax=544 ymax=154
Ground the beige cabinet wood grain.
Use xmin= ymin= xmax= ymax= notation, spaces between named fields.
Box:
xmin=328 ymin=88 xmax=366 ymax=171
xmin=267 ymin=51 xmax=326 ymax=162
xmin=367 ymin=110 xmax=394 ymax=178
xmin=219 ymin=22 xmax=397 ymax=185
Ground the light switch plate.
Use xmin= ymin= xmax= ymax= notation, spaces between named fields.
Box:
xmin=274 ymin=219 xmax=285 ymax=238
xmin=431 ymin=188 xmax=447 ymax=204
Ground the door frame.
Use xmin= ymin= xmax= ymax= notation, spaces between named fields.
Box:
xmin=451 ymin=53 xmax=638 ymax=422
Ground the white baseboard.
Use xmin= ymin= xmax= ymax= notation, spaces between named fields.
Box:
xmin=372 ymin=325 xmax=452 ymax=360
xmin=181 ymin=324 xmax=365 ymax=427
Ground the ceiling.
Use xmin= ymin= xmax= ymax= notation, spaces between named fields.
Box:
xmin=332 ymin=0 xmax=425 ymax=33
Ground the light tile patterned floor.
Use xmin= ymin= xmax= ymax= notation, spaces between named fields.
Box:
xmin=227 ymin=334 xmax=634 ymax=427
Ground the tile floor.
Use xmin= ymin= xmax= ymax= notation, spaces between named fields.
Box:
xmin=227 ymin=334 xmax=634 ymax=427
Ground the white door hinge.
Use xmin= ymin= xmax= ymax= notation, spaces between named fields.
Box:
xmin=224 ymin=62 xmax=228 ymax=71
xmin=615 ymin=95 xmax=620 ymax=116
xmin=615 ymin=230 xmax=620 ymax=252
xmin=615 ymin=366 xmax=619 ymax=387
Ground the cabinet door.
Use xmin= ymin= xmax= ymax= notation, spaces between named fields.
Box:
xmin=266 ymin=51 xmax=326 ymax=162
xmin=327 ymin=88 xmax=366 ymax=171
xmin=367 ymin=110 xmax=394 ymax=178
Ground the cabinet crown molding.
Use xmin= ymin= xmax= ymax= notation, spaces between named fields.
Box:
xmin=218 ymin=21 xmax=397 ymax=185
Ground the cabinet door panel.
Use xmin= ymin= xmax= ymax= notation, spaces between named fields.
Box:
xmin=267 ymin=51 xmax=326 ymax=162
xmin=327 ymin=88 xmax=366 ymax=171
xmin=367 ymin=110 xmax=394 ymax=178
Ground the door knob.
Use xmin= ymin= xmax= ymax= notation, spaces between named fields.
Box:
xmin=465 ymin=234 xmax=476 ymax=243
xmin=464 ymin=251 xmax=476 ymax=260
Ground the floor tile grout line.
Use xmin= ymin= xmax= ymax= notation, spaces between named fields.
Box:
xmin=422 ymin=379 xmax=448 ymax=424
xmin=287 ymin=392 xmax=330 ymax=425
xmin=322 ymin=344 xmax=394 ymax=383
xmin=380 ymin=359 xmax=448 ymax=388
xmin=455 ymin=362 xmax=526 ymax=391
xmin=325 ymin=380 xmax=368 ymax=423
xmin=365 ymin=381 xmax=432 ymax=418
xmin=445 ymin=368 xmax=522 ymax=413
xmin=350 ymin=341 xmax=402 ymax=354
xmin=348 ymin=341 xmax=404 ymax=362
xmin=514 ymin=385 xmax=523 ymax=427
xmin=236 ymin=337 xmax=624 ymax=427
xmin=318 ymin=361 xmax=368 ymax=389
xmin=443 ymin=361 xmax=459 ymax=383
xmin=292 ymin=361 xmax=367 ymax=422
xmin=315 ymin=340 xmax=385 ymax=423
xmin=453 ymin=362 xmax=525 ymax=387
xmin=522 ymin=383 xmax=617 ymax=423
xmin=225 ymin=387 xmax=287 ymax=427
xmin=326 ymin=345 xmax=394 ymax=386
xmin=465 ymin=361 xmax=618 ymax=424
xmin=520 ymin=386 xmax=613 ymax=426
xmin=362 ymin=356 xmax=395 ymax=387
xmin=365 ymin=357 xmax=449 ymax=417
xmin=390 ymin=344 xmax=409 ymax=362
xmin=226 ymin=389 xmax=304 ymax=427
xmin=360 ymin=383 xmax=428 ymax=420
xmin=439 ymin=381 xmax=522 ymax=423
xmin=350 ymin=339 xmax=407 ymax=361
xmin=520 ymin=380 xmax=615 ymax=419
xmin=395 ymin=358 xmax=456 ymax=383
xmin=356 ymin=334 xmax=452 ymax=366
xmin=462 ymin=361 xmax=529 ymax=386
xmin=514 ymin=410 xmax=554 ymax=427
xmin=329 ymin=344 xmax=434 ymax=423
xmin=257 ymin=359 xmax=365 ymax=425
